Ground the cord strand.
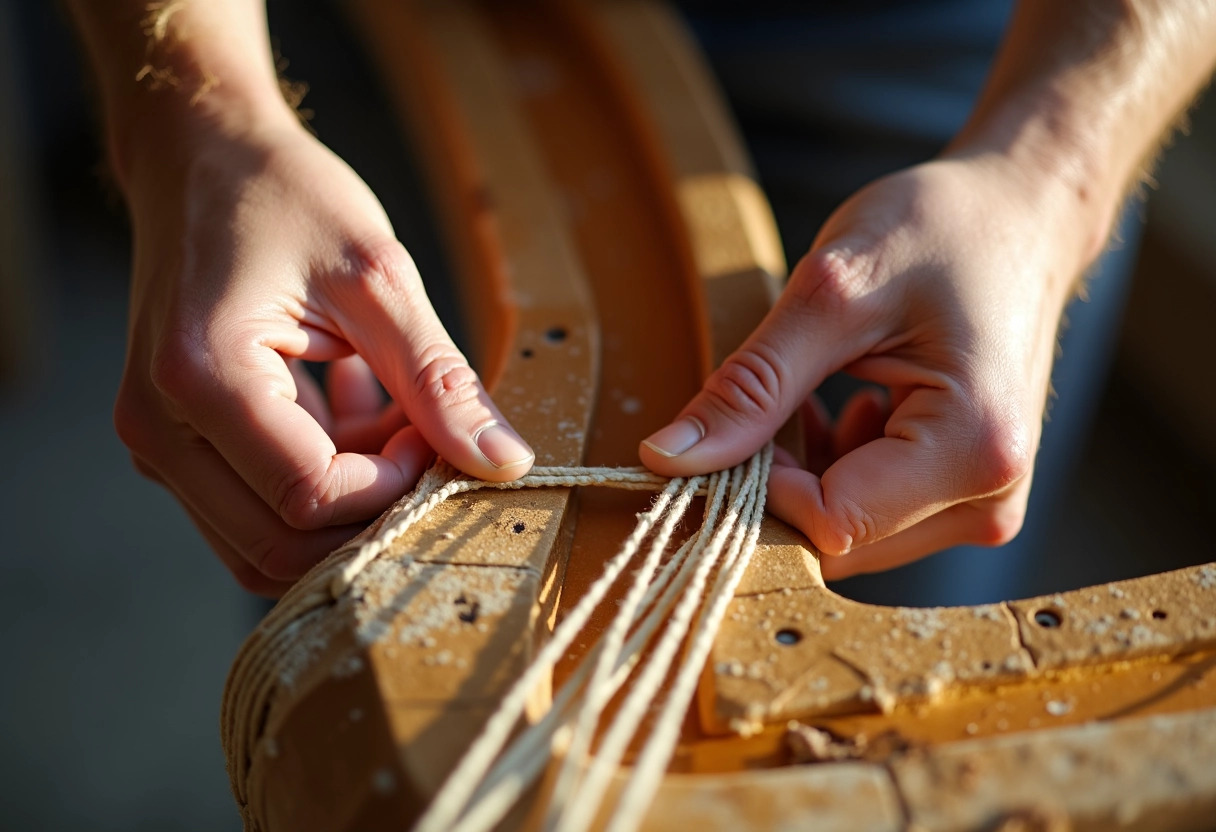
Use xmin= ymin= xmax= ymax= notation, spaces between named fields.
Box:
xmin=222 ymin=448 xmax=773 ymax=832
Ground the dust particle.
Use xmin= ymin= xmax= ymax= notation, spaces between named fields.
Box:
xmin=1045 ymin=700 xmax=1072 ymax=716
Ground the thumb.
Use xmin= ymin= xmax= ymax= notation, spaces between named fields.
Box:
xmin=331 ymin=240 xmax=534 ymax=482
xmin=639 ymin=248 xmax=881 ymax=475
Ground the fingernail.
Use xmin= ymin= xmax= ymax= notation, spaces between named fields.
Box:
xmin=642 ymin=417 xmax=706 ymax=458
xmin=473 ymin=421 xmax=535 ymax=469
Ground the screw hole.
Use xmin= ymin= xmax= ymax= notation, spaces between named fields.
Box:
xmin=512 ymin=522 xmax=526 ymax=534
xmin=545 ymin=327 xmax=568 ymax=343
xmin=980 ymin=660 xmax=993 ymax=671
xmin=1033 ymin=609 xmax=1062 ymax=628
xmin=774 ymin=628 xmax=802 ymax=646
xmin=1152 ymin=609 xmax=1168 ymax=620
xmin=521 ymin=348 xmax=534 ymax=359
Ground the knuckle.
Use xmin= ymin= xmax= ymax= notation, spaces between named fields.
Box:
xmin=275 ymin=464 xmax=340 ymax=531
xmin=969 ymin=417 xmax=1033 ymax=494
xmin=821 ymin=492 xmax=878 ymax=550
xmin=413 ymin=346 xmax=483 ymax=410
xmin=787 ymin=247 xmax=870 ymax=317
xmin=347 ymin=239 xmax=421 ymax=302
xmin=149 ymin=328 xmax=210 ymax=405
xmin=702 ymin=346 xmax=786 ymax=424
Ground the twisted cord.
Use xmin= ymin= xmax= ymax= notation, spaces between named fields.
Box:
xmin=223 ymin=448 xmax=773 ymax=832
xmin=418 ymin=447 xmax=772 ymax=832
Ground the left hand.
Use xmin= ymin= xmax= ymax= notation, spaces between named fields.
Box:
xmin=113 ymin=118 xmax=533 ymax=595
xmin=639 ymin=155 xmax=1097 ymax=579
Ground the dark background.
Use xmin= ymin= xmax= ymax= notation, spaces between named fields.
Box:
xmin=2 ymin=1 xmax=1213 ymax=829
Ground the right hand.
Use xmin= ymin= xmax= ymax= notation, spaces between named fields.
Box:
xmin=114 ymin=114 xmax=533 ymax=596
xmin=641 ymin=156 xmax=1100 ymax=578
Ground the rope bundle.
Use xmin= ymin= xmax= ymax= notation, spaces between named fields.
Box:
xmin=222 ymin=446 xmax=773 ymax=832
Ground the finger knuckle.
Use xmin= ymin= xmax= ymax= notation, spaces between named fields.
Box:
xmin=702 ymin=346 xmax=786 ymax=424
xmin=970 ymin=417 xmax=1032 ymax=494
xmin=149 ymin=328 xmax=210 ymax=406
xmin=413 ymin=345 xmax=483 ymax=410
xmin=275 ymin=464 xmax=340 ymax=531
xmin=786 ymin=247 xmax=871 ymax=317
xmin=347 ymin=239 xmax=421 ymax=302
xmin=822 ymin=492 xmax=878 ymax=550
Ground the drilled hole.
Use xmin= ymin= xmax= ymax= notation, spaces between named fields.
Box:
xmin=545 ymin=326 xmax=568 ymax=343
xmin=981 ymin=660 xmax=993 ymax=671
xmin=1152 ymin=609 xmax=1168 ymax=620
xmin=1033 ymin=609 xmax=1062 ymax=629
xmin=454 ymin=594 xmax=480 ymax=624
xmin=521 ymin=348 xmax=534 ymax=359
xmin=512 ymin=522 xmax=526 ymax=534
xmin=774 ymin=628 xmax=802 ymax=646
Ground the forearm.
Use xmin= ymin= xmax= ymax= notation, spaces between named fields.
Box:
xmin=948 ymin=0 xmax=1216 ymax=268
xmin=65 ymin=0 xmax=296 ymax=192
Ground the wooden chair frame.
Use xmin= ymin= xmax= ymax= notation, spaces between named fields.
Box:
xmin=221 ymin=3 xmax=1216 ymax=829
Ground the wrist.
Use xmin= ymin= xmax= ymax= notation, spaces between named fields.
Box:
xmin=92 ymin=4 xmax=300 ymax=195
xmin=944 ymin=86 xmax=1124 ymax=272
xmin=112 ymin=76 xmax=301 ymax=202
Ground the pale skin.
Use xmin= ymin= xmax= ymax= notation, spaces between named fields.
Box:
xmin=69 ymin=0 xmax=536 ymax=596
xmin=642 ymin=0 xmax=1216 ymax=578
xmin=68 ymin=1 xmax=1216 ymax=595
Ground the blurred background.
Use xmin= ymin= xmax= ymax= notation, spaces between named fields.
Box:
xmin=2 ymin=1 xmax=1213 ymax=829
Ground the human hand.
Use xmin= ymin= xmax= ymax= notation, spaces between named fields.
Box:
xmin=114 ymin=116 xmax=533 ymax=596
xmin=640 ymin=156 xmax=1099 ymax=579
